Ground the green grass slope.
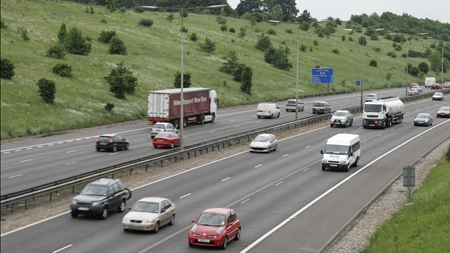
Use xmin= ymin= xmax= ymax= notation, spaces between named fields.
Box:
xmin=1 ymin=0 xmax=448 ymax=139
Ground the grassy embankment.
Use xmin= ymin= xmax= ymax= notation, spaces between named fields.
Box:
xmin=1 ymin=0 xmax=449 ymax=139
xmin=362 ymin=149 xmax=450 ymax=253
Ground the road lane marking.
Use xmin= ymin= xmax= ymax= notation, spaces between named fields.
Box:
xmin=241 ymin=198 xmax=250 ymax=204
xmin=255 ymin=164 xmax=262 ymax=169
xmin=52 ymin=244 xmax=73 ymax=253
xmin=19 ymin=159 xmax=33 ymax=163
xmin=221 ymin=177 xmax=231 ymax=181
xmin=282 ymin=154 xmax=288 ymax=157
xmin=66 ymin=150 xmax=77 ymax=153
xmin=275 ymin=181 xmax=283 ymax=186
xmin=305 ymin=145 xmax=311 ymax=149
xmin=180 ymin=193 xmax=191 ymax=199
xmin=8 ymin=174 xmax=23 ymax=179
xmin=65 ymin=162 xmax=77 ymax=165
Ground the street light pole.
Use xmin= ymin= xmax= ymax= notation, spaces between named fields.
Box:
xmin=142 ymin=5 xmax=225 ymax=151
xmin=295 ymin=27 xmax=299 ymax=120
xmin=442 ymin=43 xmax=444 ymax=91
xmin=361 ymin=35 xmax=365 ymax=108
xmin=406 ymin=47 xmax=409 ymax=97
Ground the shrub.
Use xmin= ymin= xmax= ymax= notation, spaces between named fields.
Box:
xmin=104 ymin=61 xmax=138 ymax=99
xmin=300 ymin=44 xmax=307 ymax=52
xmin=36 ymin=78 xmax=56 ymax=104
xmin=1 ymin=19 xmax=8 ymax=28
xmin=418 ymin=62 xmax=429 ymax=74
xmin=238 ymin=28 xmax=246 ymax=38
xmin=190 ymin=33 xmax=197 ymax=41
xmin=119 ymin=7 xmax=126 ymax=14
xmin=220 ymin=25 xmax=227 ymax=32
xmin=348 ymin=37 xmax=354 ymax=42
xmin=409 ymin=66 xmax=420 ymax=76
xmin=18 ymin=27 xmax=30 ymax=41
xmin=313 ymin=40 xmax=319 ymax=46
xmin=219 ymin=51 xmax=239 ymax=74
xmin=240 ymin=65 xmax=252 ymax=95
xmin=386 ymin=73 xmax=392 ymax=80
xmin=45 ymin=43 xmax=65 ymax=59
xmin=98 ymin=30 xmax=116 ymax=43
xmin=216 ymin=16 xmax=227 ymax=24
xmin=255 ymin=34 xmax=272 ymax=52
xmin=199 ymin=37 xmax=216 ymax=54
xmin=341 ymin=35 xmax=346 ymax=41
xmin=52 ymin=63 xmax=72 ymax=77
xmin=134 ymin=6 xmax=144 ymax=13
xmin=286 ymin=29 xmax=293 ymax=34
xmin=101 ymin=19 xmax=107 ymax=24
xmin=373 ymin=46 xmax=381 ymax=52
xmin=139 ymin=19 xmax=153 ymax=27
xmin=299 ymin=22 xmax=309 ymax=31
xmin=166 ymin=14 xmax=174 ymax=22
xmin=332 ymin=48 xmax=339 ymax=54
xmin=108 ymin=36 xmax=127 ymax=55
xmin=174 ymin=71 xmax=191 ymax=88
xmin=105 ymin=103 xmax=115 ymax=112
xmin=1 ymin=58 xmax=15 ymax=79
xmin=57 ymin=23 xmax=67 ymax=44
xmin=369 ymin=60 xmax=377 ymax=67
xmin=387 ymin=51 xmax=397 ymax=58
xmin=64 ymin=27 xmax=92 ymax=55
xmin=395 ymin=45 xmax=402 ymax=51
xmin=229 ymin=27 xmax=235 ymax=33
xmin=267 ymin=29 xmax=276 ymax=35
xmin=264 ymin=46 xmax=292 ymax=70
xmin=370 ymin=34 xmax=378 ymax=40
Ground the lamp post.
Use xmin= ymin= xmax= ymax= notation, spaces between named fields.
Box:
xmin=268 ymin=20 xmax=300 ymax=120
xmin=344 ymin=28 xmax=383 ymax=108
xmin=405 ymin=46 xmax=409 ymax=97
xmin=142 ymin=4 xmax=226 ymax=150
xmin=442 ymin=42 xmax=444 ymax=91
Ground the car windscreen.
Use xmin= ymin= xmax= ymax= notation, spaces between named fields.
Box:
xmin=80 ymin=185 xmax=107 ymax=196
xmin=254 ymin=136 xmax=270 ymax=142
xmin=364 ymin=104 xmax=382 ymax=112
xmin=131 ymin=201 xmax=159 ymax=213
xmin=156 ymin=132 xmax=172 ymax=138
xmin=334 ymin=112 xmax=346 ymax=116
xmin=197 ymin=213 xmax=226 ymax=226
xmin=153 ymin=124 xmax=165 ymax=129
xmin=325 ymin=145 xmax=350 ymax=155
xmin=313 ymin=102 xmax=324 ymax=106
xmin=417 ymin=113 xmax=429 ymax=118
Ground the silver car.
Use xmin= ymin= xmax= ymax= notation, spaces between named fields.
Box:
xmin=408 ymin=88 xmax=419 ymax=96
xmin=414 ymin=113 xmax=433 ymax=126
xmin=365 ymin=93 xmax=379 ymax=102
xmin=250 ymin=133 xmax=278 ymax=153
xmin=285 ymin=99 xmax=304 ymax=112
xmin=151 ymin=122 xmax=177 ymax=138
xmin=330 ymin=110 xmax=353 ymax=128
xmin=432 ymin=92 xmax=444 ymax=101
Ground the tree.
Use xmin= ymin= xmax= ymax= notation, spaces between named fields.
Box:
xmin=36 ymin=78 xmax=56 ymax=104
xmin=200 ymin=37 xmax=215 ymax=54
xmin=264 ymin=46 xmax=292 ymax=70
xmin=429 ymin=51 xmax=441 ymax=72
xmin=255 ymin=33 xmax=272 ymax=52
xmin=104 ymin=61 xmax=137 ymax=99
xmin=174 ymin=71 xmax=192 ymax=88
xmin=409 ymin=66 xmax=420 ymax=76
xmin=219 ymin=51 xmax=240 ymax=74
xmin=240 ymin=65 xmax=253 ymax=95
xmin=238 ymin=28 xmax=247 ymax=38
xmin=297 ymin=10 xmax=312 ymax=23
xmin=108 ymin=35 xmax=127 ymax=55
xmin=52 ymin=63 xmax=72 ymax=77
xmin=98 ymin=30 xmax=116 ymax=43
xmin=262 ymin=0 xmax=298 ymax=22
xmin=166 ymin=14 xmax=174 ymax=22
xmin=106 ymin=0 xmax=116 ymax=11
xmin=46 ymin=43 xmax=65 ymax=59
xmin=418 ymin=62 xmax=429 ymax=74
xmin=236 ymin=0 xmax=262 ymax=16
xmin=57 ymin=23 xmax=67 ymax=44
xmin=64 ymin=27 xmax=92 ymax=55
xmin=359 ymin=36 xmax=367 ymax=46
xmin=1 ymin=58 xmax=15 ymax=79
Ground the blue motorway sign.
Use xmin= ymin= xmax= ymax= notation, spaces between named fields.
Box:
xmin=311 ymin=68 xmax=334 ymax=84
xmin=356 ymin=80 xmax=361 ymax=86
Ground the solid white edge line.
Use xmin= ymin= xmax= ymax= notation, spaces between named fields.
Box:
xmin=240 ymin=120 xmax=450 ymax=253
xmin=52 ymin=244 xmax=73 ymax=253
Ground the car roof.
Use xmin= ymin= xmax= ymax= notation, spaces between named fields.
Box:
xmin=202 ymin=207 xmax=234 ymax=215
xmin=439 ymin=106 xmax=450 ymax=110
xmin=256 ymin=133 xmax=273 ymax=137
xmin=313 ymin=100 xmax=328 ymax=103
xmin=154 ymin=122 xmax=171 ymax=126
xmin=99 ymin=133 xmax=117 ymax=137
xmin=335 ymin=110 xmax=349 ymax=113
xmin=88 ymin=178 xmax=120 ymax=186
xmin=137 ymin=197 xmax=168 ymax=203
xmin=366 ymin=93 xmax=377 ymax=96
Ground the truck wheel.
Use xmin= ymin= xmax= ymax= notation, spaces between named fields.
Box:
xmin=172 ymin=119 xmax=180 ymax=129
xmin=199 ymin=115 xmax=205 ymax=124
xmin=211 ymin=114 xmax=215 ymax=123
xmin=183 ymin=118 xmax=187 ymax=128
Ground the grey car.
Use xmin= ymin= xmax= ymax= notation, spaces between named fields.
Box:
xmin=151 ymin=122 xmax=177 ymax=138
xmin=71 ymin=178 xmax=132 ymax=220
xmin=414 ymin=113 xmax=433 ymax=126
xmin=312 ymin=101 xmax=331 ymax=114
xmin=330 ymin=110 xmax=353 ymax=128
xmin=285 ymin=99 xmax=304 ymax=112
xmin=249 ymin=133 xmax=278 ymax=153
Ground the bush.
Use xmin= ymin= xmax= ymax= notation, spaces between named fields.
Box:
xmin=267 ymin=29 xmax=276 ymax=35
xmin=105 ymin=103 xmax=115 ymax=112
xmin=199 ymin=37 xmax=215 ymax=54
xmin=1 ymin=19 xmax=8 ymax=28
xmin=166 ymin=14 xmax=174 ymax=22
xmin=409 ymin=66 xmax=420 ymax=76
xmin=286 ymin=29 xmax=293 ymax=34
xmin=418 ymin=62 xmax=429 ymax=73
xmin=1 ymin=58 xmax=15 ymax=79
xmin=104 ymin=61 xmax=137 ymax=99
xmin=341 ymin=35 xmax=346 ymax=41
xmin=98 ymin=30 xmax=116 ymax=43
xmin=108 ymin=36 xmax=127 ymax=55
xmin=300 ymin=44 xmax=307 ymax=52
xmin=332 ymin=48 xmax=339 ymax=54
xmin=386 ymin=73 xmax=392 ymax=80
xmin=255 ymin=34 xmax=272 ymax=52
xmin=101 ymin=19 xmax=107 ymax=24
xmin=238 ymin=28 xmax=246 ymax=38
xmin=220 ymin=25 xmax=227 ymax=32
xmin=219 ymin=51 xmax=239 ymax=74
xmin=52 ymin=63 xmax=72 ymax=77
xmin=373 ymin=46 xmax=381 ymax=52
xmin=133 ymin=5 xmax=144 ymax=13
xmin=65 ymin=27 xmax=92 ymax=55
xmin=369 ymin=60 xmax=377 ymax=67
xmin=46 ymin=44 xmax=65 ymax=59
xmin=264 ymin=47 xmax=292 ymax=70
xmin=36 ymin=78 xmax=56 ymax=104
xmin=240 ymin=65 xmax=252 ymax=95
xmin=190 ymin=33 xmax=197 ymax=41
xmin=216 ymin=16 xmax=227 ymax=24
xmin=229 ymin=27 xmax=235 ymax=33
xmin=387 ymin=51 xmax=397 ymax=58
xmin=18 ymin=26 xmax=30 ymax=41
xmin=313 ymin=40 xmax=319 ymax=46
xmin=174 ymin=71 xmax=191 ymax=88
xmin=139 ymin=19 xmax=153 ymax=27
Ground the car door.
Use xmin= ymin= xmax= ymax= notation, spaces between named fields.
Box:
xmin=108 ymin=184 xmax=121 ymax=210
xmin=226 ymin=212 xmax=238 ymax=238
xmin=160 ymin=200 xmax=171 ymax=225
xmin=115 ymin=135 xmax=124 ymax=149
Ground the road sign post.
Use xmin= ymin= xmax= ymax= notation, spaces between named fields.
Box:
xmin=403 ymin=166 xmax=415 ymax=202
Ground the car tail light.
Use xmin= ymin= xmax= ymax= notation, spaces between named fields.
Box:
xmin=109 ymin=137 xmax=114 ymax=143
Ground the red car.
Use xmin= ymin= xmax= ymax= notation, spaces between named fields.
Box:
xmin=188 ymin=207 xmax=241 ymax=249
xmin=431 ymin=83 xmax=441 ymax=89
xmin=152 ymin=132 xmax=180 ymax=149
xmin=437 ymin=106 xmax=450 ymax=118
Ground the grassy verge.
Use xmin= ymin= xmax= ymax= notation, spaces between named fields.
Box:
xmin=361 ymin=152 xmax=450 ymax=253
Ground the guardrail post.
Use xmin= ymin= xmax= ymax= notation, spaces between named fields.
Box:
xmin=72 ymin=186 xmax=75 ymax=194
xmin=11 ymin=203 xmax=14 ymax=213
xmin=25 ymin=199 xmax=28 ymax=209
xmin=50 ymin=192 xmax=53 ymax=202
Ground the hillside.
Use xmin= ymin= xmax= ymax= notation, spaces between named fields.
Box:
xmin=1 ymin=0 xmax=449 ymax=140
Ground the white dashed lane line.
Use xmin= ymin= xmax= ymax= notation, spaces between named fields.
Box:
xmin=8 ymin=174 xmax=23 ymax=179
xmin=180 ymin=193 xmax=191 ymax=199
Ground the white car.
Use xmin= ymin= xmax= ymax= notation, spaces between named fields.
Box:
xmin=330 ymin=110 xmax=353 ymax=128
xmin=122 ymin=197 xmax=176 ymax=233
xmin=365 ymin=93 xmax=379 ymax=102
xmin=408 ymin=88 xmax=419 ymax=96
xmin=250 ymin=133 xmax=278 ymax=153
xmin=151 ymin=122 xmax=177 ymax=138
xmin=285 ymin=99 xmax=304 ymax=112
xmin=443 ymin=82 xmax=450 ymax=88
xmin=432 ymin=92 xmax=444 ymax=101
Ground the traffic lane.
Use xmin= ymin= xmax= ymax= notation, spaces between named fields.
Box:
xmin=244 ymin=120 xmax=450 ymax=253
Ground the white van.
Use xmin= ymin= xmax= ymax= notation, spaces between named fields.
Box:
xmin=424 ymin=77 xmax=436 ymax=88
xmin=256 ymin=103 xmax=280 ymax=119
xmin=320 ymin=134 xmax=361 ymax=172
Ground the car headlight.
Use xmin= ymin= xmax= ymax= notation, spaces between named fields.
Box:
xmin=92 ymin=201 xmax=101 ymax=206
xmin=71 ymin=199 xmax=77 ymax=205
xmin=191 ymin=225 xmax=196 ymax=232
xmin=216 ymin=228 xmax=224 ymax=235
xmin=339 ymin=160 xmax=348 ymax=165
xmin=122 ymin=217 xmax=129 ymax=222
xmin=143 ymin=219 xmax=156 ymax=224
xmin=322 ymin=159 xmax=327 ymax=163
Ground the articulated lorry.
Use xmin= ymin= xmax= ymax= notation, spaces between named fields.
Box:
xmin=147 ymin=88 xmax=218 ymax=129
xmin=362 ymin=96 xmax=404 ymax=129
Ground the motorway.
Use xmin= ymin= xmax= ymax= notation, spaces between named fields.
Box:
xmin=1 ymin=88 xmax=449 ymax=253
xmin=0 ymin=88 xmax=442 ymax=195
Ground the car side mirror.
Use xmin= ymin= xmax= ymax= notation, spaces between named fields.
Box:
xmin=350 ymin=152 xmax=353 ymax=157
xmin=128 ymin=207 xmax=132 ymax=211
xmin=320 ymin=150 xmax=324 ymax=154
xmin=191 ymin=219 xmax=196 ymax=223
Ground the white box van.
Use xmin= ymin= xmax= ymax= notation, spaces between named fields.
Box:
xmin=424 ymin=77 xmax=436 ymax=88
xmin=256 ymin=103 xmax=280 ymax=119
xmin=320 ymin=134 xmax=361 ymax=172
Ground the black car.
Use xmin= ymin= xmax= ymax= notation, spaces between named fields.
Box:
xmin=71 ymin=178 xmax=132 ymax=219
xmin=96 ymin=134 xmax=129 ymax=152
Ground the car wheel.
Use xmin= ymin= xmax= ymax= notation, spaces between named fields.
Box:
xmin=124 ymin=143 xmax=129 ymax=150
xmin=353 ymin=157 xmax=359 ymax=167
xmin=170 ymin=142 xmax=174 ymax=149
xmin=273 ymin=144 xmax=277 ymax=151
xmin=344 ymin=165 xmax=349 ymax=172
xmin=112 ymin=145 xmax=117 ymax=152
xmin=172 ymin=119 xmax=180 ymax=129
xmin=183 ymin=118 xmax=187 ymax=128
xmin=277 ymin=113 xmax=280 ymax=118
xmin=350 ymin=119 xmax=353 ymax=126
xmin=154 ymin=145 xmax=158 ymax=148
xmin=169 ymin=214 xmax=175 ymax=225
xmin=286 ymin=109 xmax=289 ymax=112
xmin=322 ymin=166 xmax=326 ymax=171
xmin=96 ymin=147 xmax=100 ymax=152
xmin=330 ymin=124 xmax=334 ymax=127
xmin=101 ymin=207 xmax=108 ymax=220
xmin=118 ymin=200 xmax=126 ymax=213
xmin=222 ymin=237 xmax=228 ymax=249
xmin=235 ymin=228 xmax=241 ymax=241
xmin=71 ymin=211 xmax=78 ymax=218
xmin=257 ymin=116 xmax=261 ymax=119
xmin=154 ymin=222 xmax=160 ymax=233
xmin=200 ymin=115 xmax=205 ymax=124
